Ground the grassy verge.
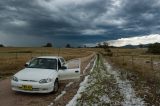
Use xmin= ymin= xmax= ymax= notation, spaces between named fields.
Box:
xmin=76 ymin=54 xmax=123 ymax=106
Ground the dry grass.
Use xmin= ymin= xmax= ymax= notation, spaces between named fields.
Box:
xmin=0 ymin=47 xmax=102 ymax=78
xmin=107 ymin=48 xmax=160 ymax=82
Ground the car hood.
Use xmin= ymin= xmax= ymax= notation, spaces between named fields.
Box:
xmin=15 ymin=68 xmax=58 ymax=81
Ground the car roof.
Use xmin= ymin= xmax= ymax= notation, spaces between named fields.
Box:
xmin=37 ymin=56 xmax=63 ymax=59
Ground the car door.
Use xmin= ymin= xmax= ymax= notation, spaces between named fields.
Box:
xmin=58 ymin=58 xmax=80 ymax=80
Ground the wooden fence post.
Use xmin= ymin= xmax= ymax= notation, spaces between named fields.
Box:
xmin=117 ymin=49 xmax=118 ymax=57
xmin=131 ymin=55 xmax=134 ymax=69
xmin=151 ymin=57 xmax=154 ymax=71
xmin=30 ymin=53 xmax=32 ymax=58
xmin=122 ymin=55 xmax=124 ymax=65
xmin=16 ymin=52 xmax=18 ymax=59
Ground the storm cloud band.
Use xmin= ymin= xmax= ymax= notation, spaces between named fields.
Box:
xmin=0 ymin=0 xmax=160 ymax=47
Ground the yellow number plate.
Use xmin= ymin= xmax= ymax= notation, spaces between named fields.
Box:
xmin=21 ymin=85 xmax=32 ymax=90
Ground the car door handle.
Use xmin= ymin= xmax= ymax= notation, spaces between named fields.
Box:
xmin=75 ymin=70 xmax=79 ymax=73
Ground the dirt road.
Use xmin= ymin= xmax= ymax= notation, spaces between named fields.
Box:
xmin=0 ymin=78 xmax=70 ymax=106
xmin=0 ymin=54 xmax=95 ymax=106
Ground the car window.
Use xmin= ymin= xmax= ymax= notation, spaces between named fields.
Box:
xmin=27 ymin=58 xmax=57 ymax=70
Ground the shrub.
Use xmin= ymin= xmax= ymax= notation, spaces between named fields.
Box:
xmin=0 ymin=44 xmax=4 ymax=47
xmin=147 ymin=43 xmax=160 ymax=54
xmin=43 ymin=43 xmax=53 ymax=47
xmin=65 ymin=44 xmax=71 ymax=48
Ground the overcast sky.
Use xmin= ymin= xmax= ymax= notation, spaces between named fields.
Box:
xmin=0 ymin=0 xmax=160 ymax=47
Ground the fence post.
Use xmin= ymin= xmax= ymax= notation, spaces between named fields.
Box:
xmin=122 ymin=55 xmax=124 ymax=65
xmin=151 ymin=57 xmax=154 ymax=71
xmin=117 ymin=49 xmax=118 ymax=57
xmin=30 ymin=53 xmax=32 ymax=58
xmin=131 ymin=55 xmax=134 ymax=69
xmin=16 ymin=52 xmax=18 ymax=59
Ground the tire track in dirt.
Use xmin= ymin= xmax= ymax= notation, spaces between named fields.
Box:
xmin=0 ymin=78 xmax=69 ymax=106
xmin=0 ymin=54 xmax=95 ymax=106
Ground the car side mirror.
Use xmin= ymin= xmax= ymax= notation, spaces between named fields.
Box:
xmin=24 ymin=62 xmax=29 ymax=67
xmin=60 ymin=66 xmax=67 ymax=70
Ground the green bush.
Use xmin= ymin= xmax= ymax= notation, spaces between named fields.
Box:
xmin=43 ymin=43 xmax=53 ymax=47
xmin=0 ymin=44 xmax=4 ymax=47
xmin=148 ymin=43 xmax=160 ymax=54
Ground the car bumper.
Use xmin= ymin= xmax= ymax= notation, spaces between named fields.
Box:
xmin=11 ymin=80 xmax=54 ymax=93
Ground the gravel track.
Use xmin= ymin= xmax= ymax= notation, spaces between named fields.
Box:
xmin=0 ymin=54 xmax=95 ymax=106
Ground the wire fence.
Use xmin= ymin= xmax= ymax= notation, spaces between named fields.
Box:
xmin=107 ymin=52 xmax=160 ymax=105
xmin=109 ymin=54 xmax=160 ymax=99
xmin=0 ymin=52 xmax=57 ymax=76
xmin=110 ymin=55 xmax=160 ymax=78
xmin=0 ymin=52 xmax=95 ymax=78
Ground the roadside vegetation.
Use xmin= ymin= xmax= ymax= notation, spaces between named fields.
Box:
xmin=0 ymin=44 xmax=4 ymax=47
xmin=147 ymin=43 xmax=160 ymax=54
xmin=77 ymin=54 xmax=123 ymax=105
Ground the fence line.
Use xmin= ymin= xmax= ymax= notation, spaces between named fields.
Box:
xmin=112 ymin=55 xmax=160 ymax=71
xmin=109 ymin=54 xmax=160 ymax=103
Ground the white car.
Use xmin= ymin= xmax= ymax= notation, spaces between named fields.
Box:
xmin=11 ymin=56 xmax=80 ymax=93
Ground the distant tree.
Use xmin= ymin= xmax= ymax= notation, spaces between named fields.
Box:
xmin=139 ymin=44 xmax=143 ymax=48
xmin=77 ymin=46 xmax=82 ymax=48
xmin=83 ymin=45 xmax=87 ymax=48
xmin=97 ymin=43 xmax=102 ymax=48
xmin=43 ymin=43 xmax=53 ymax=47
xmin=103 ymin=42 xmax=113 ymax=56
xmin=0 ymin=44 xmax=4 ymax=47
xmin=65 ymin=44 xmax=71 ymax=48
xmin=103 ymin=42 xmax=111 ymax=51
xmin=103 ymin=42 xmax=108 ymax=47
xmin=148 ymin=43 xmax=160 ymax=54
xmin=103 ymin=42 xmax=109 ymax=49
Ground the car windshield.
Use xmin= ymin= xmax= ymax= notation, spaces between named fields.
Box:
xmin=27 ymin=58 xmax=57 ymax=69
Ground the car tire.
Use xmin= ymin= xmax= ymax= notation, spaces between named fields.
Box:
xmin=53 ymin=79 xmax=59 ymax=93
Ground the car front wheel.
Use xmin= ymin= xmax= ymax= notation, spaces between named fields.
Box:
xmin=53 ymin=79 xmax=59 ymax=93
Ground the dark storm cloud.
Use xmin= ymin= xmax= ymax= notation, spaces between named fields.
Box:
xmin=0 ymin=0 xmax=160 ymax=47
xmin=119 ymin=0 xmax=160 ymax=33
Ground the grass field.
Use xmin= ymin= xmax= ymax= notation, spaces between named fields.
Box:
xmin=107 ymin=48 xmax=160 ymax=80
xmin=0 ymin=47 xmax=102 ymax=78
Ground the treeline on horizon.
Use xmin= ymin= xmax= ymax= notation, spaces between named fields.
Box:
xmin=0 ymin=42 xmax=160 ymax=54
xmin=96 ymin=42 xmax=160 ymax=54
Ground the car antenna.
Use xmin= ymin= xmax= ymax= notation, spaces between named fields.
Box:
xmin=58 ymin=48 xmax=60 ymax=56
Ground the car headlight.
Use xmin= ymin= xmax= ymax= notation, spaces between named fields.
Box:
xmin=12 ymin=76 xmax=18 ymax=82
xmin=39 ymin=78 xmax=52 ymax=84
